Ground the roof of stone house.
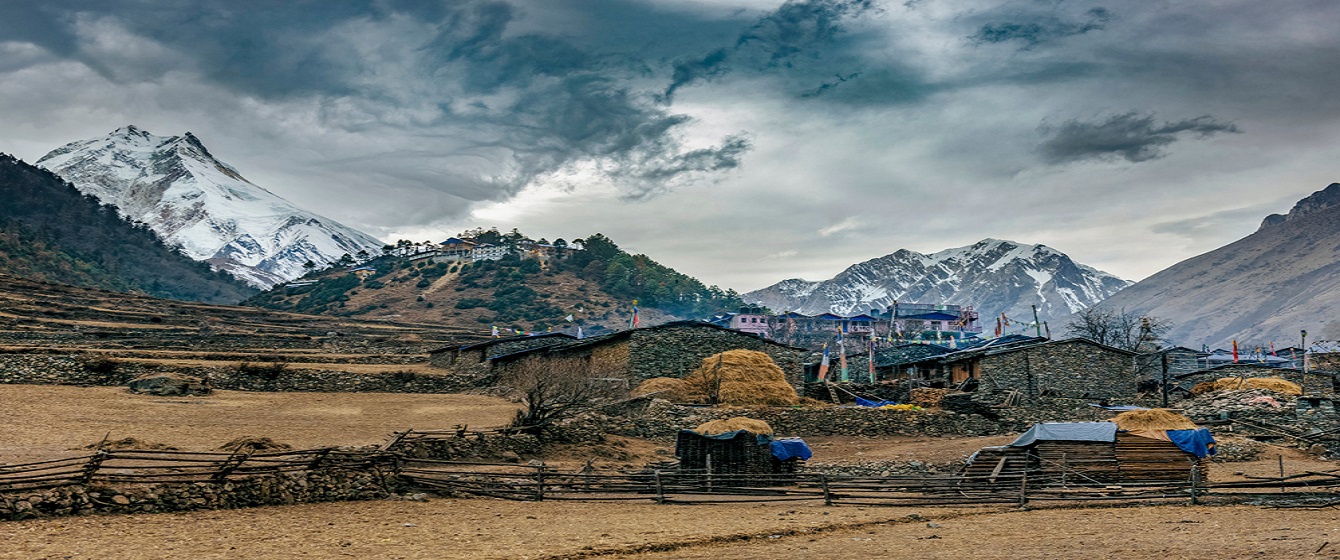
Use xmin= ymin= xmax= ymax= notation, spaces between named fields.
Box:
xmin=873 ymin=343 xmax=953 ymax=367
xmin=1171 ymin=361 xmax=1317 ymax=380
xmin=485 ymin=320 xmax=812 ymax=363
xmin=942 ymin=336 xmax=1133 ymax=362
xmin=429 ymin=332 xmax=576 ymax=354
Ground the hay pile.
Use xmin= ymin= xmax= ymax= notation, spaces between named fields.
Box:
xmin=693 ymin=417 xmax=773 ymax=436
xmin=632 ymin=377 xmax=695 ymax=401
xmin=82 ymin=437 xmax=178 ymax=451
xmin=678 ymin=350 xmax=799 ymax=406
xmin=218 ymin=436 xmax=294 ymax=453
xmin=1113 ymin=409 xmax=1199 ymax=431
xmin=1209 ymin=377 xmax=1302 ymax=395
xmin=909 ymin=388 xmax=954 ymax=408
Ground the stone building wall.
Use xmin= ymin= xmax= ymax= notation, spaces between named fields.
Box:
xmin=626 ymin=325 xmax=810 ymax=385
xmin=976 ymin=341 xmax=1135 ymax=400
xmin=429 ymin=336 xmax=572 ymax=369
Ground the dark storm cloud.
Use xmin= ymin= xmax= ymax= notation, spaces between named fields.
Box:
xmin=970 ymin=7 xmax=1111 ymax=49
xmin=1037 ymin=112 xmax=1242 ymax=164
xmin=662 ymin=0 xmax=878 ymax=101
xmin=1 ymin=0 xmax=758 ymax=201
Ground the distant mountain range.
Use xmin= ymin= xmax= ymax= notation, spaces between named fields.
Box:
xmin=36 ymin=126 xmax=384 ymax=288
xmin=743 ymin=239 xmax=1131 ymax=326
xmin=1092 ymin=183 xmax=1340 ymax=347
xmin=0 ymin=154 xmax=255 ymax=303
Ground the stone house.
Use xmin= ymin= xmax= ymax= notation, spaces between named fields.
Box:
xmin=488 ymin=321 xmax=814 ymax=387
xmin=428 ymin=333 xmax=576 ymax=377
xmin=942 ymin=338 xmax=1138 ymax=401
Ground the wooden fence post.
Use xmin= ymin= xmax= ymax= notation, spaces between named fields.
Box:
xmin=535 ymin=466 xmax=545 ymax=502
xmin=821 ymin=472 xmax=832 ymax=506
xmin=1190 ymin=467 xmax=1200 ymax=505
xmin=1279 ymin=454 xmax=1286 ymax=494
xmin=81 ymin=451 xmax=107 ymax=485
xmin=1018 ymin=472 xmax=1028 ymax=507
xmin=654 ymin=471 xmax=665 ymax=505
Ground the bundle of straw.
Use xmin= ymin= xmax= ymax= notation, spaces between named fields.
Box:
xmin=693 ymin=417 xmax=774 ymax=436
xmin=1112 ymin=408 xmax=1199 ymax=431
xmin=680 ymin=349 xmax=799 ymax=406
xmin=1210 ymin=377 xmax=1301 ymax=395
xmin=632 ymin=377 xmax=698 ymax=402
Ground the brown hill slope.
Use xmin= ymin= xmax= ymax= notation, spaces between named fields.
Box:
xmin=0 ymin=273 xmax=484 ymax=352
xmin=1092 ymin=183 xmax=1340 ymax=347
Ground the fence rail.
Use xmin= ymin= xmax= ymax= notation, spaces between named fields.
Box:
xmin=6 ymin=429 xmax=1340 ymax=511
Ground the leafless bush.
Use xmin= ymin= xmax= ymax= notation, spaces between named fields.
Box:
xmin=500 ymin=355 xmax=628 ymax=439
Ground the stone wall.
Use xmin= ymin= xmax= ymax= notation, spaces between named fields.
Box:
xmin=429 ymin=335 xmax=572 ymax=369
xmin=627 ymin=325 xmax=811 ymax=385
xmin=580 ymin=396 xmax=1131 ymax=441
xmin=0 ymin=352 xmax=482 ymax=394
xmin=977 ymin=341 xmax=1135 ymax=400
xmin=1 ymin=468 xmax=396 ymax=521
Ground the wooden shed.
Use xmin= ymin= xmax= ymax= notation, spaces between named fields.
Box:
xmin=963 ymin=421 xmax=1213 ymax=485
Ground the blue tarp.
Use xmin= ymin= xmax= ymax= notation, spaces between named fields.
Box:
xmin=770 ymin=438 xmax=812 ymax=461
xmin=856 ymin=397 xmax=899 ymax=408
xmin=1165 ymin=428 xmax=1217 ymax=458
xmin=1009 ymin=422 xmax=1118 ymax=447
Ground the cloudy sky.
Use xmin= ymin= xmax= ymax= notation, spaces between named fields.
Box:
xmin=3 ymin=0 xmax=1338 ymax=292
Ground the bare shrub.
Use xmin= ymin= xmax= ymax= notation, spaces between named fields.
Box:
xmin=500 ymin=355 xmax=627 ymax=439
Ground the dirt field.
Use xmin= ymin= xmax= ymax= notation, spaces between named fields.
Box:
xmin=0 ymin=385 xmax=520 ymax=462
xmin=3 ymin=498 xmax=1339 ymax=559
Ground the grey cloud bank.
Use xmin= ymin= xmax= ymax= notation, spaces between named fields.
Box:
xmin=2 ymin=0 xmax=1339 ymax=293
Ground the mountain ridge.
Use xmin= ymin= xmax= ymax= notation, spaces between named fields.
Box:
xmin=1092 ymin=183 xmax=1340 ymax=346
xmin=36 ymin=126 xmax=384 ymax=288
xmin=744 ymin=239 xmax=1131 ymax=326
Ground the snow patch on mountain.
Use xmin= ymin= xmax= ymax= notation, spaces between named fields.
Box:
xmin=743 ymin=239 xmax=1131 ymax=325
xmin=37 ymin=126 xmax=384 ymax=288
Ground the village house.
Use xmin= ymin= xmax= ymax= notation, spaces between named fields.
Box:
xmin=483 ymin=321 xmax=814 ymax=387
xmin=941 ymin=337 xmax=1138 ymax=401
xmin=428 ymin=333 xmax=576 ymax=377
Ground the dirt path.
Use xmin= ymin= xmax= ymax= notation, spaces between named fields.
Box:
xmin=3 ymin=498 xmax=1338 ymax=560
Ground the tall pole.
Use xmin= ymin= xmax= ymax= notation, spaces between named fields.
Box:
xmin=1301 ymin=330 xmax=1308 ymax=396
xmin=1161 ymin=350 xmax=1170 ymax=408
xmin=1032 ymin=305 xmax=1042 ymax=337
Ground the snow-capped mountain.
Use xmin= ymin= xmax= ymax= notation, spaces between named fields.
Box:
xmin=36 ymin=126 xmax=383 ymax=288
xmin=744 ymin=239 xmax=1131 ymax=325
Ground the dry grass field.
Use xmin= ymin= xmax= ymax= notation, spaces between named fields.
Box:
xmin=0 ymin=385 xmax=520 ymax=462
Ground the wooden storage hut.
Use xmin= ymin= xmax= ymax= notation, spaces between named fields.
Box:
xmin=674 ymin=419 xmax=811 ymax=477
xmin=963 ymin=418 xmax=1213 ymax=485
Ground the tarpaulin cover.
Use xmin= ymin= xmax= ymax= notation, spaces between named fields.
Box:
xmin=856 ymin=397 xmax=899 ymax=407
xmin=770 ymin=438 xmax=813 ymax=461
xmin=1009 ymin=422 xmax=1117 ymax=447
xmin=679 ymin=429 xmax=771 ymax=446
xmin=1165 ymin=428 xmax=1217 ymax=458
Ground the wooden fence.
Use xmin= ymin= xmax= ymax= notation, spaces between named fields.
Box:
xmin=5 ymin=427 xmax=1340 ymax=511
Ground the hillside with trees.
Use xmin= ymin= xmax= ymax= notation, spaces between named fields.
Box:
xmin=243 ymin=228 xmax=744 ymax=332
xmin=0 ymin=154 xmax=256 ymax=304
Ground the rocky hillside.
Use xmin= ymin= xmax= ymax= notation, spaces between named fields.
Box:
xmin=0 ymin=154 xmax=255 ymax=304
xmin=744 ymin=239 xmax=1131 ymax=325
xmin=244 ymin=232 xmax=743 ymax=333
xmin=36 ymin=126 xmax=384 ymax=288
xmin=1092 ymin=183 xmax=1340 ymax=347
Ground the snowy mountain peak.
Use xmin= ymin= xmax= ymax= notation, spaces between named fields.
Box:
xmin=36 ymin=126 xmax=384 ymax=288
xmin=744 ymin=239 xmax=1131 ymax=326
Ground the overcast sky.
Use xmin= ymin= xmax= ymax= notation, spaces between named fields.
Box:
xmin=3 ymin=0 xmax=1338 ymax=292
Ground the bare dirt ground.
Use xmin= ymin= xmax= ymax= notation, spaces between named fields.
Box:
xmin=0 ymin=385 xmax=520 ymax=462
xmin=3 ymin=498 xmax=1339 ymax=560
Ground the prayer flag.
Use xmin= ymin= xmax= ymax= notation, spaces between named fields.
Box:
xmin=818 ymin=344 xmax=830 ymax=381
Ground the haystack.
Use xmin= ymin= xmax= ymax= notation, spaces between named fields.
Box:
xmin=1210 ymin=377 xmax=1301 ymax=395
xmin=218 ymin=436 xmax=293 ymax=453
xmin=1112 ymin=408 xmax=1199 ymax=431
xmin=680 ymin=349 xmax=799 ymax=406
xmin=693 ymin=417 xmax=774 ymax=436
xmin=632 ymin=377 xmax=696 ymax=401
